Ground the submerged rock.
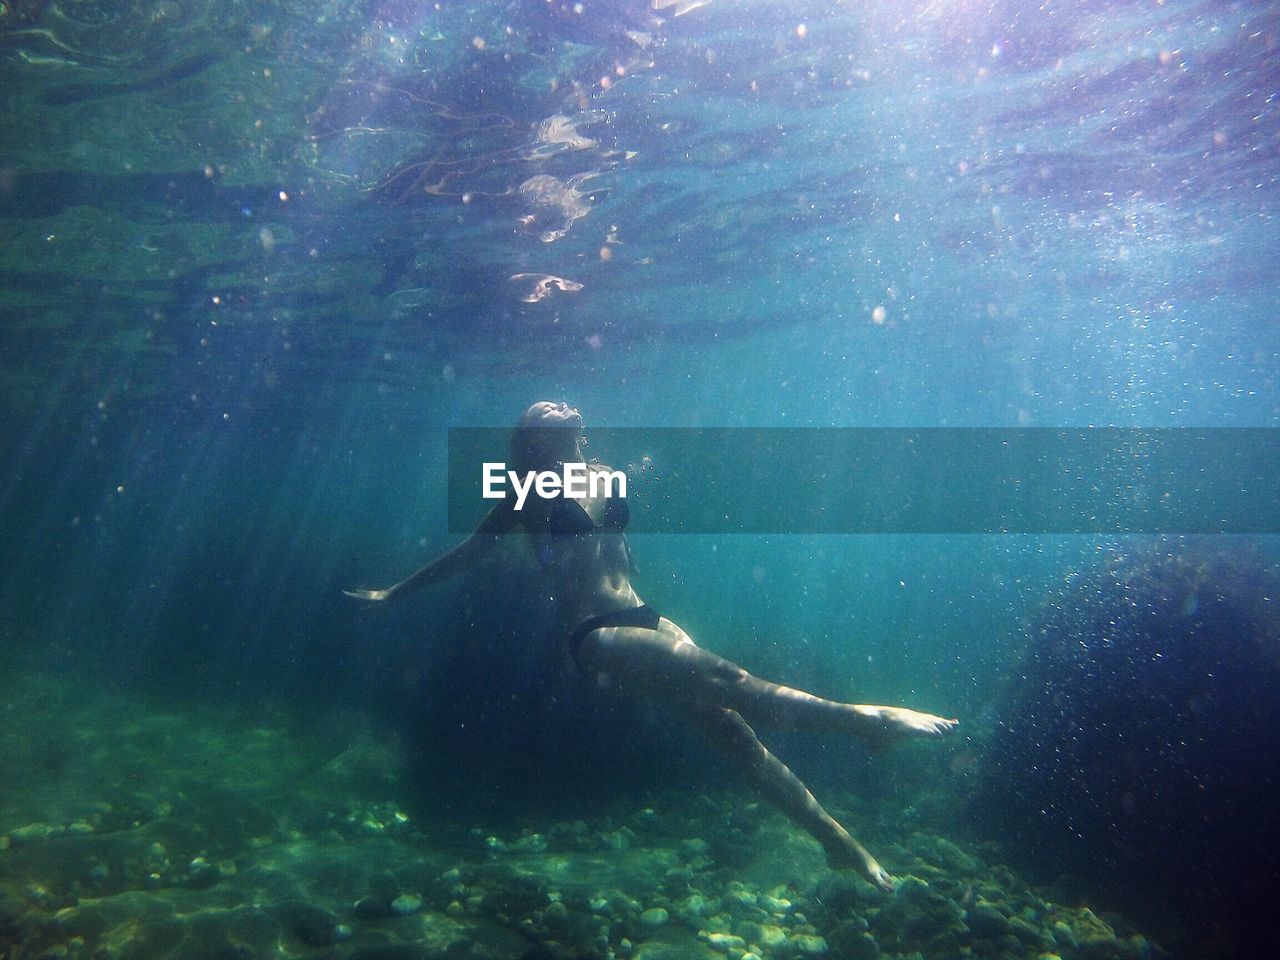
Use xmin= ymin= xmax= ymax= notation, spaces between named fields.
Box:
xmin=965 ymin=902 xmax=1012 ymax=940
xmin=787 ymin=933 xmax=829 ymax=955
xmin=926 ymin=836 xmax=980 ymax=874
xmin=9 ymin=823 xmax=63 ymax=845
xmin=678 ymin=838 xmax=709 ymax=859
xmin=740 ymin=922 xmax=786 ymax=950
xmin=702 ymin=930 xmax=746 ymax=952
xmin=640 ymin=907 xmax=669 ymax=928
xmin=826 ymin=926 xmax=879 ymax=960
xmin=974 ymin=544 xmax=1280 ymax=957
xmin=391 ymin=893 xmax=423 ymax=915
xmin=872 ymin=877 xmax=966 ymax=958
xmin=273 ymin=901 xmax=350 ymax=947
xmin=677 ymin=893 xmax=708 ymax=919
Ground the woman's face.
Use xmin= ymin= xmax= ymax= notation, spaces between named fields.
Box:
xmin=516 ymin=401 xmax=585 ymax=464
xmin=520 ymin=400 xmax=583 ymax=429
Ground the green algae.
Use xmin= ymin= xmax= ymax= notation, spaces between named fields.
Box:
xmin=1 ymin=671 xmax=1162 ymax=960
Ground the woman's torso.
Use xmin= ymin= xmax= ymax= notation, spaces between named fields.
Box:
xmin=518 ymin=468 xmax=643 ymax=628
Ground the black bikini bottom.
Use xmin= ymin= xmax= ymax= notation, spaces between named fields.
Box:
xmin=566 ymin=604 xmax=661 ymax=672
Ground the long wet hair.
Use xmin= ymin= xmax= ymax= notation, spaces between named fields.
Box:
xmin=509 ymin=406 xmax=590 ymax=478
xmin=509 ymin=404 xmax=634 ymax=571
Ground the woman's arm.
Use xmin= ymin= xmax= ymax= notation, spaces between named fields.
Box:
xmin=344 ymin=502 xmax=518 ymax=603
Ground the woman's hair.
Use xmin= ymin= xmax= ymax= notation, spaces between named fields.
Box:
xmin=509 ymin=423 xmax=545 ymax=477
xmin=509 ymin=406 xmax=586 ymax=477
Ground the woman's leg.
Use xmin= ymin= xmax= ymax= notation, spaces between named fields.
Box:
xmin=681 ymin=701 xmax=894 ymax=891
xmin=574 ymin=620 xmax=957 ymax=744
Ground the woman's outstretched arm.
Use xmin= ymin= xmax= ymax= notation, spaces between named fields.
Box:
xmin=344 ymin=502 xmax=518 ymax=603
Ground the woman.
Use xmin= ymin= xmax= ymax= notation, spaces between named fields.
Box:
xmin=347 ymin=401 xmax=957 ymax=890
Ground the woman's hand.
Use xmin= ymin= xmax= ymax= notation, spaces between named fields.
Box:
xmin=344 ymin=587 xmax=393 ymax=602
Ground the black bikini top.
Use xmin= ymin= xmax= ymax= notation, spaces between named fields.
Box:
xmin=523 ymin=490 xmax=629 ymax=536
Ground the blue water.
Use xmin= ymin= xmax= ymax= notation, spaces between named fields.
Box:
xmin=1 ymin=0 xmax=1278 ymax=957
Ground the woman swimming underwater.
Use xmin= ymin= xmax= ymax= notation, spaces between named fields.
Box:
xmin=346 ymin=401 xmax=957 ymax=890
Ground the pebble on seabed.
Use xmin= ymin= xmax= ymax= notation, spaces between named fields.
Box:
xmin=545 ymin=901 xmax=569 ymax=922
xmin=639 ymin=907 xmax=668 ymax=928
xmin=10 ymin=823 xmax=64 ymax=845
xmin=390 ymin=893 xmax=423 ymax=915
xmin=679 ymin=893 xmax=708 ymax=918
xmin=702 ymin=931 xmax=746 ymax=952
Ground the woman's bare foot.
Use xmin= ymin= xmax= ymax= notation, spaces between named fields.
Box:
xmin=344 ymin=587 xmax=392 ymax=602
xmin=824 ymin=830 xmax=895 ymax=892
xmin=853 ymin=705 xmax=958 ymax=748
xmin=862 ymin=857 xmax=895 ymax=893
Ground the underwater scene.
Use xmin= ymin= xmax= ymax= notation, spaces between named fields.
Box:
xmin=2 ymin=1 xmax=1278 ymax=959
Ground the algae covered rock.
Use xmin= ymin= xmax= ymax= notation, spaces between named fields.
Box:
xmin=813 ymin=872 xmax=863 ymax=914
xmin=9 ymin=823 xmax=65 ymax=846
xmin=640 ymin=907 xmax=669 ymax=929
xmin=870 ymin=877 xmax=966 ymax=958
xmin=965 ymin=901 xmax=1012 ymax=940
xmin=826 ymin=924 xmax=880 ymax=960
xmin=1052 ymin=906 xmax=1151 ymax=960
xmin=974 ymin=543 xmax=1280 ymax=958
xmin=271 ymin=901 xmax=350 ymax=947
xmin=390 ymin=892 xmax=423 ymax=915
xmin=785 ymin=932 xmax=828 ymax=955
xmin=926 ymin=836 xmax=981 ymax=875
